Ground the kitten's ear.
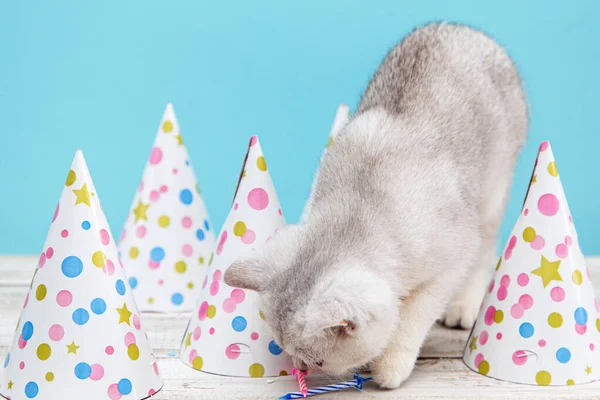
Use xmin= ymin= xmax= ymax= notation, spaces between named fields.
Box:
xmin=225 ymin=225 xmax=301 ymax=292
xmin=224 ymin=253 xmax=270 ymax=292
xmin=327 ymin=320 xmax=358 ymax=337
xmin=304 ymin=312 xmax=360 ymax=338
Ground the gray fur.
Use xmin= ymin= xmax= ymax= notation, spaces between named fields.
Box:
xmin=225 ymin=22 xmax=527 ymax=388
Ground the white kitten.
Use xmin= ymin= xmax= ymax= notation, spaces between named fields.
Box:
xmin=225 ymin=22 xmax=527 ymax=389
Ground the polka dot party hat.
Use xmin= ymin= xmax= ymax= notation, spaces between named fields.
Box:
xmin=463 ymin=141 xmax=600 ymax=386
xmin=179 ymin=135 xmax=294 ymax=378
xmin=118 ymin=103 xmax=216 ymax=312
xmin=0 ymin=151 xmax=163 ymax=400
xmin=300 ymin=104 xmax=351 ymax=223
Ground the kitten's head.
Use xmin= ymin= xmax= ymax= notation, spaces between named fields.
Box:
xmin=224 ymin=225 xmax=398 ymax=376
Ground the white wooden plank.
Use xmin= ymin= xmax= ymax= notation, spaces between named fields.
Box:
xmin=2 ymin=349 xmax=597 ymax=399
xmin=90 ymin=358 xmax=600 ymax=399
xmin=0 ymin=256 xmax=36 ymax=287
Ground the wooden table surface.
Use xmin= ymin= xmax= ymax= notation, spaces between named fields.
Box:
xmin=2 ymin=255 xmax=600 ymax=399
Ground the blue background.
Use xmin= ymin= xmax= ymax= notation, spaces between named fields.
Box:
xmin=0 ymin=1 xmax=598 ymax=254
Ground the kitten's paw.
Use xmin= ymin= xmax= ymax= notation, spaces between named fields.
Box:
xmin=441 ymin=296 xmax=479 ymax=329
xmin=371 ymin=351 xmax=416 ymax=389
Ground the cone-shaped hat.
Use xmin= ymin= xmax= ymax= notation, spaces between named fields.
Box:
xmin=300 ymin=104 xmax=350 ymax=223
xmin=119 ymin=103 xmax=216 ymax=312
xmin=463 ymin=141 xmax=600 ymax=386
xmin=0 ymin=151 xmax=162 ymax=399
xmin=179 ymin=136 xmax=293 ymax=377
xmin=325 ymin=104 xmax=350 ymax=148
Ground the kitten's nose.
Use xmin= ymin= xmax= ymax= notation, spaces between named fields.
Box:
xmin=293 ymin=357 xmax=308 ymax=372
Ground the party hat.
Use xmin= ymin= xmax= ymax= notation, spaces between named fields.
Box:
xmin=300 ymin=104 xmax=350 ymax=223
xmin=118 ymin=103 xmax=216 ymax=312
xmin=463 ymin=141 xmax=600 ymax=386
xmin=0 ymin=151 xmax=162 ymax=400
xmin=179 ymin=136 xmax=293 ymax=377
xmin=325 ymin=104 xmax=350 ymax=148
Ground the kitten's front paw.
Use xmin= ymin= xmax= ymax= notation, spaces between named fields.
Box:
xmin=371 ymin=350 xmax=416 ymax=389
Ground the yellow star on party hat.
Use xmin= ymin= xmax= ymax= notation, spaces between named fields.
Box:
xmin=0 ymin=150 xmax=162 ymax=400
xmin=179 ymin=136 xmax=293 ymax=378
xmin=118 ymin=103 xmax=216 ymax=312
xmin=300 ymin=104 xmax=351 ymax=223
xmin=463 ymin=141 xmax=600 ymax=386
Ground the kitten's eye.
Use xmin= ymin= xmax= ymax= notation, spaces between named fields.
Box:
xmin=315 ymin=360 xmax=324 ymax=367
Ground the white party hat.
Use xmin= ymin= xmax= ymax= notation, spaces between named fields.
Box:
xmin=0 ymin=151 xmax=162 ymax=400
xmin=463 ymin=141 xmax=600 ymax=386
xmin=325 ymin=104 xmax=350 ymax=148
xmin=300 ymin=104 xmax=350 ymax=223
xmin=179 ymin=136 xmax=293 ymax=377
xmin=118 ymin=103 xmax=216 ymax=312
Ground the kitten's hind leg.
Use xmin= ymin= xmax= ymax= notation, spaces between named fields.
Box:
xmin=440 ymin=235 xmax=495 ymax=329
xmin=441 ymin=177 xmax=508 ymax=329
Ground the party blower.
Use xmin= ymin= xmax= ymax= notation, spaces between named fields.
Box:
xmin=0 ymin=151 xmax=162 ymax=399
xmin=119 ymin=103 xmax=216 ymax=313
xmin=463 ymin=141 xmax=600 ymax=385
xmin=179 ymin=135 xmax=294 ymax=377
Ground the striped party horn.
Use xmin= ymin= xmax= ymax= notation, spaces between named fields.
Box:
xmin=279 ymin=373 xmax=373 ymax=399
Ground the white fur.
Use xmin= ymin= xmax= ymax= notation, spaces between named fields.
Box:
xmin=225 ymin=22 xmax=527 ymax=389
